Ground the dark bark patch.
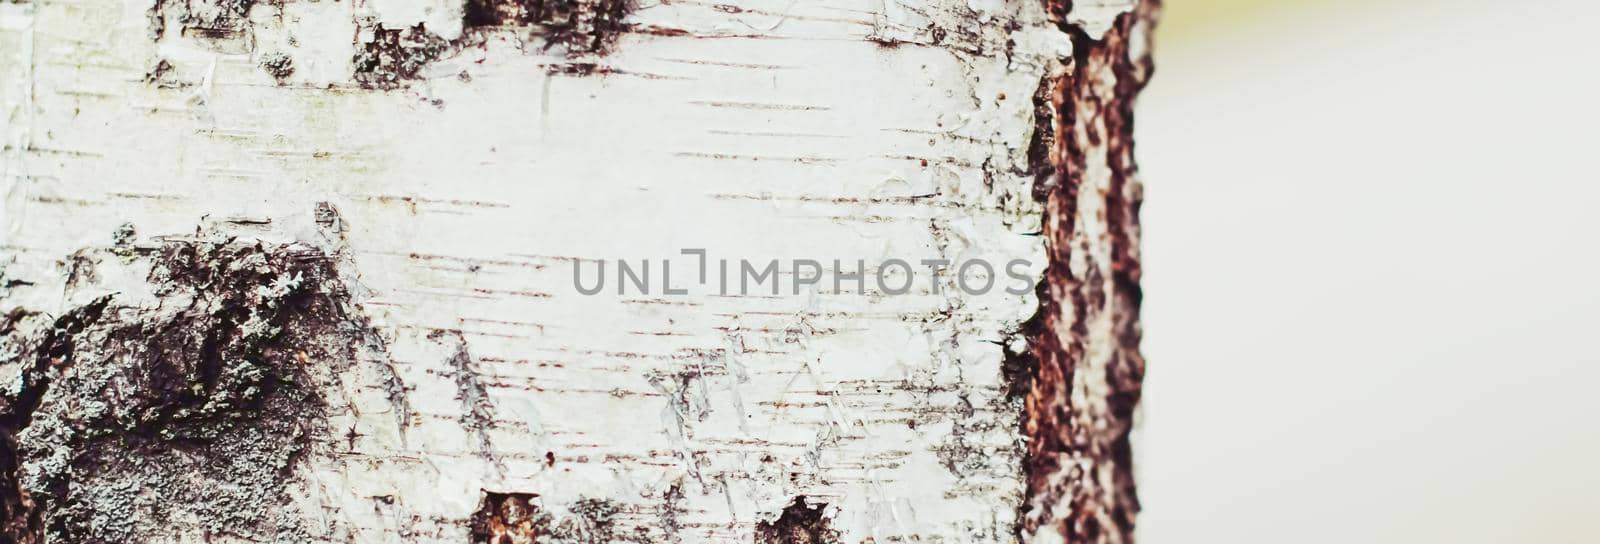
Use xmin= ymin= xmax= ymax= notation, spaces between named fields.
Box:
xmin=1026 ymin=75 xmax=1061 ymax=201
xmin=353 ymin=23 xmax=452 ymax=89
xmin=259 ymin=51 xmax=295 ymax=81
xmin=143 ymin=59 xmax=175 ymax=86
xmin=469 ymin=493 xmax=624 ymax=543
xmin=355 ymin=0 xmax=637 ymax=89
xmin=755 ymin=497 xmax=839 ymax=544
xmin=0 ymin=240 xmax=361 ymax=543
xmin=471 ymin=492 xmax=544 ymax=544
xmin=464 ymin=0 xmax=633 ymax=54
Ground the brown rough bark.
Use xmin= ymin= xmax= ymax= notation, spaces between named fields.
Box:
xmin=1019 ymin=1 xmax=1157 ymax=542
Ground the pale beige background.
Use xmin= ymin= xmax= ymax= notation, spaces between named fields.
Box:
xmin=1137 ymin=0 xmax=1600 ymax=541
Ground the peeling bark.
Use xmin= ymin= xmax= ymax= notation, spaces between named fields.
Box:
xmin=0 ymin=0 xmax=1156 ymax=540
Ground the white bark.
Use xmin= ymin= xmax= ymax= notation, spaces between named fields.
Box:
xmin=0 ymin=0 xmax=1151 ymax=541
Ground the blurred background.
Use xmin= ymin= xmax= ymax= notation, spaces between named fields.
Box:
xmin=1136 ymin=0 xmax=1600 ymax=542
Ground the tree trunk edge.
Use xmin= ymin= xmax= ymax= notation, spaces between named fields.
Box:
xmin=1020 ymin=1 xmax=1158 ymax=542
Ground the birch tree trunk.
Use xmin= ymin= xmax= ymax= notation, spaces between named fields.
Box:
xmin=0 ymin=0 xmax=1155 ymax=541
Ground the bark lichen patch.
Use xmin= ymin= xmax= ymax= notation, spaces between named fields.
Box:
xmin=0 ymin=240 xmax=361 ymax=543
xmin=563 ymin=497 xmax=621 ymax=541
xmin=463 ymin=0 xmax=632 ymax=54
xmin=756 ymin=498 xmax=839 ymax=544
xmin=259 ymin=51 xmax=295 ymax=81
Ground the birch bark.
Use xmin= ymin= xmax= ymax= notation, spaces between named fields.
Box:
xmin=0 ymin=0 xmax=1156 ymax=541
